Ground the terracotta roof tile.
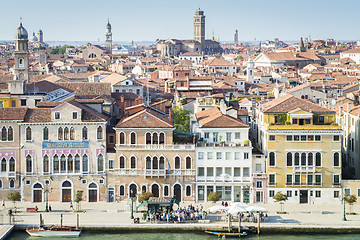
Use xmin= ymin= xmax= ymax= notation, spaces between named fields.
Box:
xmin=0 ymin=107 xmax=28 ymax=120
xmin=196 ymin=107 xmax=248 ymax=128
xmin=116 ymin=108 xmax=172 ymax=128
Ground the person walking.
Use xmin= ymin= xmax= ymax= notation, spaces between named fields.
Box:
xmin=49 ymin=205 xmax=52 ymax=213
xmin=2 ymin=199 xmax=5 ymax=208
xmin=70 ymin=201 xmax=74 ymax=211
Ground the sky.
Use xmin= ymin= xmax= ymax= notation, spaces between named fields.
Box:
xmin=1 ymin=0 xmax=359 ymax=43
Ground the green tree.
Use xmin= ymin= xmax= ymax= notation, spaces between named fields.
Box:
xmin=37 ymin=46 xmax=46 ymax=50
xmin=50 ymin=48 xmax=59 ymax=54
xmin=74 ymin=191 xmax=83 ymax=211
xmin=7 ymin=191 xmax=21 ymax=207
xmin=173 ymin=107 xmax=191 ymax=132
xmin=138 ymin=191 xmax=153 ymax=202
xmin=3 ymin=52 xmax=11 ymax=57
xmin=236 ymin=56 xmax=243 ymax=61
xmin=273 ymin=191 xmax=288 ymax=213
xmin=344 ymin=193 xmax=357 ymax=213
xmin=207 ymin=191 xmax=221 ymax=203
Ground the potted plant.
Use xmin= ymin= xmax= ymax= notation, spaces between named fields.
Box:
xmin=244 ymin=140 xmax=250 ymax=146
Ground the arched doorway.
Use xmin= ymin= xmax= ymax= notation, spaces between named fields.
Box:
xmin=61 ymin=180 xmax=72 ymax=202
xmin=88 ymin=183 xmax=98 ymax=202
xmin=174 ymin=184 xmax=181 ymax=202
xmin=129 ymin=183 xmax=137 ymax=198
xmin=151 ymin=184 xmax=159 ymax=197
xmin=33 ymin=183 xmax=43 ymax=202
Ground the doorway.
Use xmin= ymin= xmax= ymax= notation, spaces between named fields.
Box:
xmin=61 ymin=181 xmax=72 ymax=202
xmin=300 ymin=190 xmax=308 ymax=204
xmin=33 ymin=183 xmax=43 ymax=202
xmin=174 ymin=184 xmax=181 ymax=202
xmin=151 ymin=184 xmax=159 ymax=197
xmin=108 ymin=188 xmax=114 ymax=202
xmin=130 ymin=184 xmax=137 ymax=198
xmin=88 ymin=183 xmax=98 ymax=202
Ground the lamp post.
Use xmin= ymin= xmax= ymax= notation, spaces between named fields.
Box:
xmin=130 ymin=190 xmax=134 ymax=219
xmin=342 ymin=188 xmax=347 ymax=221
xmin=44 ymin=186 xmax=49 ymax=212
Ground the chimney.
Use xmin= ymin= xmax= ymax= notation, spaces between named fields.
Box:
xmin=339 ymin=106 xmax=343 ymax=116
xmin=347 ymin=102 xmax=351 ymax=113
xmin=220 ymin=99 xmax=226 ymax=115
xmin=169 ymin=109 xmax=173 ymax=123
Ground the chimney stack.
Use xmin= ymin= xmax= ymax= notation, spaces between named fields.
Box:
xmin=347 ymin=102 xmax=351 ymax=113
xmin=339 ymin=106 xmax=343 ymax=116
xmin=220 ymin=99 xmax=226 ymax=115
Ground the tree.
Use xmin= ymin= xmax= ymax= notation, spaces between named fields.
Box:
xmin=173 ymin=107 xmax=191 ymax=132
xmin=7 ymin=191 xmax=21 ymax=207
xmin=74 ymin=191 xmax=83 ymax=211
xmin=273 ymin=191 xmax=288 ymax=213
xmin=207 ymin=191 xmax=221 ymax=203
xmin=138 ymin=191 xmax=153 ymax=202
xmin=344 ymin=193 xmax=357 ymax=214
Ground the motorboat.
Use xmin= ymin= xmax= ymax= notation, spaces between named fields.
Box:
xmin=205 ymin=230 xmax=247 ymax=237
xmin=26 ymin=225 xmax=82 ymax=237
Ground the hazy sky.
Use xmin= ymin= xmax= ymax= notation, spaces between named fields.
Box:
xmin=1 ymin=0 xmax=359 ymax=42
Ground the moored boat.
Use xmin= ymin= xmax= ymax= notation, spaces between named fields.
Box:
xmin=26 ymin=226 xmax=82 ymax=237
xmin=205 ymin=230 xmax=248 ymax=237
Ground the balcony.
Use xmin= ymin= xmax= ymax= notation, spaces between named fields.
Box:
xmin=266 ymin=124 xmax=341 ymax=131
xmin=116 ymin=144 xmax=195 ymax=150
xmin=145 ymin=169 xmax=166 ymax=177
xmin=293 ymin=166 xmax=315 ymax=172
xmin=196 ymin=141 xmax=251 ymax=148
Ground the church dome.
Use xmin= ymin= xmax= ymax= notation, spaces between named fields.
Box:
xmin=15 ymin=23 xmax=28 ymax=40
xmin=106 ymin=21 xmax=111 ymax=29
xmin=30 ymin=32 xmax=38 ymax=42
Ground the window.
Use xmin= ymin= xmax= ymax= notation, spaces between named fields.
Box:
xmin=119 ymin=156 xmax=125 ymax=168
xmin=70 ymin=127 xmax=75 ymax=140
xmin=333 ymin=135 xmax=340 ymax=141
xmin=26 ymin=155 xmax=32 ymax=173
xmin=207 ymin=167 xmax=213 ymax=176
xmin=269 ymin=190 xmax=275 ymax=197
xmin=292 ymin=119 xmax=297 ymax=124
xmin=9 ymin=157 xmax=15 ymax=172
xmin=256 ymin=164 xmax=262 ymax=172
xmin=82 ymin=127 xmax=88 ymax=140
xmin=286 ymin=174 xmax=293 ymax=185
xmin=43 ymin=127 xmax=49 ymax=141
xmin=97 ymin=126 xmax=103 ymax=140
xmin=294 ymin=152 xmax=299 ymax=166
xmin=119 ymin=185 xmax=125 ymax=196
xmin=55 ymin=112 xmax=60 ymax=119
xmin=26 ymin=127 xmax=32 ymax=141
xmin=294 ymin=135 xmax=299 ymax=141
xmin=243 ymin=167 xmax=250 ymax=177
xmin=345 ymin=189 xmax=350 ymax=195
xmin=9 ymin=179 xmax=15 ymax=188
xmin=295 ymin=174 xmax=300 ymax=185
xmin=216 ymin=167 xmax=222 ymax=176
xmin=358 ymin=189 xmax=360 ymax=197
xmin=225 ymin=152 xmax=231 ymax=160
xmin=130 ymin=156 xmax=136 ymax=169
xmin=234 ymin=168 xmax=240 ymax=177
xmin=301 ymin=153 xmax=306 ymax=166
xmin=204 ymin=132 xmax=209 ymax=139
xmin=109 ymin=160 xmax=114 ymax=169
xmin=235 ymin=132 xmax=240 ymax=139
xmin=244 ymin=152 xmax=249 ymax=159
xmin=307 ymin=135 xmax=314 ymax=141
xmin=164 ymin=185 xmax=169 ymax=196
xmin=20 ymin=99 xmax=27 ymax=106
xmin=1 ymin=158 xmax=6 ymax=172
xmin=315 ymin=135 xmax=321 ymax=141
xmin=68 ymin=155 xmax=74 ymax=172
xmin=7 ymin=126 xmax=13 ymax=141
xmin=186 ymin=186 xmax=191 ymax=197
xmin=97 ymin=154 xmax=104 ymax=172
xmin=175 ymin=156 xmax=180 ymax=169
xmin=43 ymin=155 xmax=49 ymax=173
xmin=287 ymin=190 xmax=292 ymax=197
xmin=130 ymin=132 xmax=136 ymax=144
xmin=315 ymin=174 xmax=322 ymax=185
xmin=318 ymin=116 xmax=324 ymax=125
xmin=198 ymin=167 xmax=204 ymax=176
xmin=82 ymin=155 xmax=88 ymax=172
xmin=307 ymin=174 xmax=313 ymax=185
xmin=58 ymin=127 xmax=63 ymax=140
xmin=1 ymin=127 xmax=6 ymax=141
xmin=11 ymin=100 xmax=16 ymax=107
xmin=207 ymin=152 xmax=213 ymax=160
xmin=269 ymin=152 xmax=275 ymax=166
xmin=119 ymin=132 xmax=125 ymax=144
xmin=226 ymin=132 xmax=231 ymax=142
xmin=269 ymin=174 xmax=275 ymax=185
xmin=286 ymin=152 xmax=292 ymax=166
xmin=216 ymin=152 xmax=222 ymax=160
xmin=109 ymin=135 xmax=115 ymax=144
xmin=286 ymin=135 xmax=292 ymax=141
xmin=305 ymin=119 xmax=311 ymax=124
xmin=64 ymin=127 xmax=69 ymax=140
xmin=333 ymin=175 xmax=340 ymax=185
xmin=301 ymin=135 xmax=306 ymax=141
xmin=213 ymin=132 xmax=218 ymax=142
xmin=334 ymin=191 xmax=340 ymax=198
xmin=269 ymin=135 xmax=276 ymax=141
xmin=315 ymin=152 xmax=321 ymax=166
xmin=235 ymin=152 xmax=240 ymax=160
xmin=256 ymin=181 xmax=262 ymax=188
xmin=185 ymin=157 xmax=191 ymax=169
xmin=72 ymin=112 xmax=78 ymax=119
xmin=53 ymin=155 xmax=59 ymax=172
xmin=198 ymin=152 xmax=204 ymax=160
xmin=333 ymin=152 xmax=340 ymax=167
xmin=308 ymin=153 xmax=313 ymax=166
xmin=315 ymin=190 xmax=321 ymax=198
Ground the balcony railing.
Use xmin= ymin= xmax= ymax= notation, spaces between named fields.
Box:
xmin=145 ymin=169 xmax=166 ymax=177
xmin=293 ymin=166 xmax=315 ymax=172
xmin=116 ymin=144 xmax=195 ymax=150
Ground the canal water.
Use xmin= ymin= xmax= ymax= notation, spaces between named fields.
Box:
xmin=8 ymin=231 xmax=360 ymax=240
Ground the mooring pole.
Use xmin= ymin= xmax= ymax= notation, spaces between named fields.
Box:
xmin=257 ymin=212 xmax=260 ymax=235
xmin=76 ymin=214 xmax=79 ymax=229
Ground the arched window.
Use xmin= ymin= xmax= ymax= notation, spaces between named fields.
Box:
xmin=82 ymin=154 xmax=88 ymax=172
xmin=315 ymin=152 xmax=321 ymax=166
xmin=60 ymin=154 xmax=66 ymax=173
xmin=146 ymin=156 xmax=151 ymax=169
xmin=43 ymin=155 xmax=49 ymax=173
xmin=119 ymin=185 xmax=125 ymax=196
xmin=175 ymin=156 xmax=180 ymax=169
xmin=26 ymin=127 xmax=32 ymax=141
xmin=67 ymin=154 xmax=73 ymax=172
xmin=9 ymin=179 xmax=15 ymax=188
xmin=186 ymin=157 xmax=191 ymax=169
xmin=97 ymin=126 xmax=103 ymax=140
xmin=294 ymin=153 xmax=300 ymax=166
xmin=269 ymin=152 xmax=275 ymax=166
xmin=145 ymin=132 xmax=151 ymax=145
xmin=82 ymin=127 xmax=88 ymax=140
xmin=53 ymin=155 xmax=59 ymax=172
xmin=130 ymin=156 xmax=136 ymax=169
xmin=119 ymin=156 xmax=125 ymax=168
xmin=308 ymin=153 xmax=313 ymax=166
xmin=159 ymin=132 xmax=165 ymax=144
xmin=0 ymin=180 xmax=2 ymax=188
xmin=130 ymin=132 xmax=136 ymax=145
xmin=152 ymin=156 xmax=158 ymax=169
xmin=19 ymin=58 xmax=23 ymax=66
xmin=64 ymin=127 xmax=69 ymax=140
xmin=286 ymin=152 xmax=292 ymax=166
xmin=159 ymin=157 xmax=165 ymax=169
xmin=8 ymin=126 xmax=13 ymax=141
xmin=97 ymin=154 xmax=104 ymax=172
xmin=62 ymin=180 xmax=71 ymax=187
xmin=119 ymin=132 xmax=125 ymax=144
xmin=9 ymin=157 xmax=15 ymax=172
xmin=70 ymin=127 xmax=75 ymax=140
xmin=301 ymin=153 xmax=307 ymax=166
xmin=58 ymin=127 xmax=63 ymax=140
xmin=43 ymin=127 xmax=49 ymax=141
xmin=142 ymin=185 xmax=147 ymax=193
xmin=334 ymin=152 xmax=340 ymax=167
xmin=153 ymin=133 xmax=158 ymax=144
xmin=74 ymin=154 xmax=80 ymax=172
xmin=26 ymin=155 xmax=32 ymax=173
xmin=164 ymin=185 xmax=169 ymax=196
xmin=1 ymin=158 xmax=6 ymax=172
xmin=186 ymin=185 xmax=191 ymax=197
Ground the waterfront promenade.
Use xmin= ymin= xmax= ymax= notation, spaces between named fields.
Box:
xmin=2 ymin=201 xmax=360 ymax=231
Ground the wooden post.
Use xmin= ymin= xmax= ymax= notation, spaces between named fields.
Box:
xmin=60 ymin=214 xmax=63 ymax=228
xmin=228 ymin=214 xmax=231 ymax=232
xmin=257 ymin=212 xmax=260 ymax=235
xmin=238 ymin=213 xmax=241 ymax=233
xmin=76 ymin=214 xmax=79 ymax=229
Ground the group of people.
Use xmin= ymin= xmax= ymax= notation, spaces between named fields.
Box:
xmin=235 ymin=212 xmax=268 ymax=222
xmin=148 ymin=204 xmax=208 ymax=223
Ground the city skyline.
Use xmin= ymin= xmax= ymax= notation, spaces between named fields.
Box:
xmin=0 ymin=0 xmax=359 ymax=42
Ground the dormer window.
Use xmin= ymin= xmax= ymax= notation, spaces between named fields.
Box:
xmin=55 ymin=112 xmax=60 ymax=119
xmin=72 ymin=112 xmax=78 ymax=119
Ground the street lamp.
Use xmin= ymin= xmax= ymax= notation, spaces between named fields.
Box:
xmin=342 ymin=188 xmax=347 ymax=221
xmin=44 ymin=185 xmax=52 ymax=212
xmin=130 ymin=190 xmax=135 ymax=219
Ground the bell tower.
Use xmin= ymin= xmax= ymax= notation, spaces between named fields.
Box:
xmin=10 ymin=20 xmax=29 ymax=94
xmin=193 ymin=8 xmax=205 ymax=52
xmin=106 ymin=19 xmax=112 ymax=54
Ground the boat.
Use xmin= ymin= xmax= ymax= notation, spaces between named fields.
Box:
xmin=26 ymin=225 xmax=82 ymax=237
xmin=205 ymin=230 xmax=248 ymax=237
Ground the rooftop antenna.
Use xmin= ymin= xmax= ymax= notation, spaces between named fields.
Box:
xmin=20 ymin=16 xmax=22 ymax=24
